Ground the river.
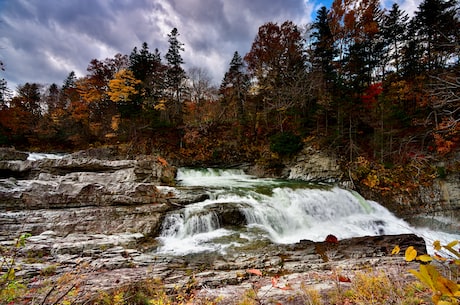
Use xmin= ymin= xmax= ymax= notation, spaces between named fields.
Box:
xmin=156 ymin=168 xmax=459 ymax=256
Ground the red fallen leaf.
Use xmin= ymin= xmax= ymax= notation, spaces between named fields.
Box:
xmin=271 ymin=276 xmax=279 ymax=287
xmin=247 ymin=268 xmax=263 ymax=276
xmin=338 ymin=275 xmax=351 ymax=283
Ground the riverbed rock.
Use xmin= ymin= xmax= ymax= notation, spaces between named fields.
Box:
xmin=0 ymin=152 xmax=190 ymax=242
xmin=0 ymin=147 xmax=28 ymax=161
xmin=286 ymin=146 xmax=343 ymax=183
xmin=13 ymin=233 xmax=425 ymax=304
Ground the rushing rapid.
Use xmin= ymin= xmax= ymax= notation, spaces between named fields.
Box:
xmin=156 ymin=168 xmax=460 ymax=256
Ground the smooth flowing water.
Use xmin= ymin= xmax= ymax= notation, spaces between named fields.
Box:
xmin=157 ymin=168 xmax=459 ymax=256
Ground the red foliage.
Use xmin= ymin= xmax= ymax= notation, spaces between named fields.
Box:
xmin=361 ymin=82 xmax=383 ymax=108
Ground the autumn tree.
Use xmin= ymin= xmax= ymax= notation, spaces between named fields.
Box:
xmin=165 ymin=28 xmax=187 ymax=125
xmin=0 ymin=83 xmax=42 ymax=145
xmin=183 ymin=66 xmax=217 ymax=127
xmin=74 ymin=55 xmax=128 ymax=140
xmin=108 ymin=69 xmax=140 ymax=103
xmin=245 ymin=21 xmax=309 ymax=133
xmin=428 ymin=69 xmax=460 ymax=155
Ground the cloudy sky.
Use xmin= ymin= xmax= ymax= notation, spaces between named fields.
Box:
xmin=0 ymin=0 xmax=419 ymax=91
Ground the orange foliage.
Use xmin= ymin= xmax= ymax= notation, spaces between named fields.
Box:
xmin=0 ymin=106 xmax=31 ymax=134
xmin=157 ymin=156 xmax=168 ymax=167
xmin=69 ymin=100 xmax=89 ymax=124
xmin=433 ymin=133 xmax=456 ymax=156
xmin=76 ymin=77 xmax=106 ymax=104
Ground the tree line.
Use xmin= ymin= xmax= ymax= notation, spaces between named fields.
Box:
xmin=0 ymin=0 xmax=459 ymax=165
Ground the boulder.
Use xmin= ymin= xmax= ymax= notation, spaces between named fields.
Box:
xmin=0 ymin=147 xmax=28 ymax=161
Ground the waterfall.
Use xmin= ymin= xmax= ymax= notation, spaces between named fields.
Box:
xmin=156 ymin=168 xmax=459 ymax=255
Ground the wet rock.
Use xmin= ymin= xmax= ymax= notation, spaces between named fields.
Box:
xmin=0 ymin=147 xmax=28 ymax=161
xmin=287 ymin=146 xmax=343 ymax=182
xmin=0 ymin=152 xmax=187 ymax=241
xmin=11 ymin=233 xmax=425 ymax=304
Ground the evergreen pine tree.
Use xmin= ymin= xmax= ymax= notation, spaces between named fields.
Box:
xmin=165 ymin=28 xmax=186 ymax=125
xmin=381 ymin=3 xmax=409 ymax=77
xmin=220 ymin=51 xmax=249 ymax=126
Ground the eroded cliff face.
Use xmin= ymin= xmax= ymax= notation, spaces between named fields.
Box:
xmin=391 ymin=174 xmax=460 ymax=233
xmin=287 ymin=146 xmax=344 ymax=183
xmin=0 ymin=149 xmax=188 ymax=241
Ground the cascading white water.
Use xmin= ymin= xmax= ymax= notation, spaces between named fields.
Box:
xmin=27 ymin=152 xmax=65 ymax=161
xmin=157 ymin=168 xmax=459 ymax=255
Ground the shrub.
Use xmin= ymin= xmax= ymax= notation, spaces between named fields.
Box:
xmin=269 ymin=132 xmax=303 ymax=156
xmin=395 ymin=240 xmax=460 ymax=305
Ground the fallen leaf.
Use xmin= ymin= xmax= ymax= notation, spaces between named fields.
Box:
xmin=391 ymin=245 xmax=400 ymax=255
xmin=271 ymin=276 xmax=279 ymax=287
xmin=247 ymin=269 xmax=263 ymax=276
xmin=405 ymin=246 xmax=417 ymax=262
xmin=338 ymin=275 xmax=351 ymax=283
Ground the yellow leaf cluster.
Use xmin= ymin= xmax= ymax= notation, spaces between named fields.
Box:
xmin=108 ymin=69 xmax=141 ymax=103
xmin=154 ymin=99 xmax=168 ymax=111
xmin=402 ymin=241 xmax=460 ymax=305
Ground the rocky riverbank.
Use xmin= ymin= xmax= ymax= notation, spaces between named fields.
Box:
xmin=14 ymin=231 xmax=425 ymax=304
xmin=0 ymin=147 xmax=449 ymax=303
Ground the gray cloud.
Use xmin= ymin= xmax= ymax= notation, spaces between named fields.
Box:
xmin=0 ymin=0 xmax=417 ymax=91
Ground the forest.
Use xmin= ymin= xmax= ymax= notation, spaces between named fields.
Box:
xmin=0 ymin=0 xmax=459 ymax=176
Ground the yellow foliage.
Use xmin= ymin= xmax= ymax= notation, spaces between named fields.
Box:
xmin=404 ymin=240 xmax=460 ymax=305
xmin=417 ymin=254 xmax=433 ymax=263
xmin=363 ymin=173 xmax=379 ymax=188
xmin=348 ymin=271 xmax=397 ymax=305
xmin=154 ymin=99 xmax=168 ymax=111
xmin=76 ymin=76 xmax=105 ymax=103
xmin=434 ymin=240 xmax=442 ymax=251
xmin=108 ymin=69 xmax=140 ymax=103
